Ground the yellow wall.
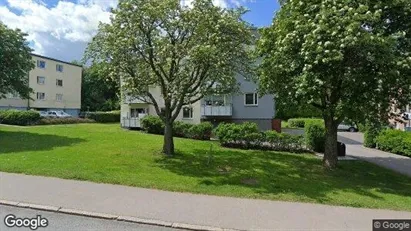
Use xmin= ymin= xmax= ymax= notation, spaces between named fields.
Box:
xmin=0 ymin=54 xmax=82 ymax=110
xmin=29 ymin=55 xmax=82 ymax=109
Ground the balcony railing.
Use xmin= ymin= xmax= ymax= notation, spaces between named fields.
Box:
xmin=121 ymin=114 xmax=147 ymax=128
xmin=201 ymin=105 xmax=232 ymax=117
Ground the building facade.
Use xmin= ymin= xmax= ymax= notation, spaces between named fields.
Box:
xmin=390 ymin=104 xmax=411 ymax=131
xmin=0 ymin=54 xmax=82 ymax=117
xmin=121 ymin=75 xmax=275 ymax=131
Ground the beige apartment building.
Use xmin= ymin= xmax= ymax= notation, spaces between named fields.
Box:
xmin=390 ymin=104 xmax=411 ymax=131
xmin=0 ymin=54 xmax=82 ymax=116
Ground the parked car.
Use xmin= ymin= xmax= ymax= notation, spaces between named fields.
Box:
xmin=338 ymin=123 xmax=358 ymax=132
xmin=38 ymin=111 xmax=48 ymax=117
xmin=43 ymin=111 xmax=72 ymax=118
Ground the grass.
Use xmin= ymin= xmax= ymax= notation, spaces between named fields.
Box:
xmin=1 ymin=124 xmax=411 ymax=211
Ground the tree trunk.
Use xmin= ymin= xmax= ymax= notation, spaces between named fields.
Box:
xmin=163 ymin=120 xmax=174 ymax=156
xmin=323 ymin=117 xmax=338 ymax=169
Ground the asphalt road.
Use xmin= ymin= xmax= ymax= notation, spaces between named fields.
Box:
xmin=0 ymin=205 xmax=183 ymax=231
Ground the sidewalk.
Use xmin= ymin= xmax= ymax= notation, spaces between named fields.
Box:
xmin=1 ymin=172 xmax=411 ymax=230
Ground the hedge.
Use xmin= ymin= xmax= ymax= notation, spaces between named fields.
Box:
xmin=141 ymin=115 xmax=213 ymax=140
xmin=188 ymin=122 xmax=213 ymax=140
xmin=304 ymin=120 xmax=325 ymax=153
xmin=141 ymin=115 xmax=164 ymax=134
xmin=375 ymin=129 xmax=411 ymax=157
xmin=173 ymin=121 xmax=192 ymax=138
xmin=85 ymin=111 xmax=120 ymax=123
xmin=37 ymin=117 xmax=95 ymax=125
xmin=214 ymin=122 xmax=306 ymax=152
xmin=288 ymin=118 xmax=323 ymax=128
xmin=0 ymin=110 xmax=41 ymax=126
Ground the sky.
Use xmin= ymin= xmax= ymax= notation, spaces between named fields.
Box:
xmin=0 ymin=0 xmax=279 ymax=63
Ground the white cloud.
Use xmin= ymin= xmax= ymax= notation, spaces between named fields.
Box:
xmin=0 ymin=0 xmax=248 ymax=62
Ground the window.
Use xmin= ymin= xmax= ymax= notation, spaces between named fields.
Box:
xmin=56 ymin=79 xmax=63 ymax=87
xmin=56 ymin=94 xmax=63 ymax=102
xmin=245 ymin=93 xmax=258 ymax=106
xmin=56 ymin=64 xmax=64 ymax=72
xmin=37 ymin=60 xmax=46 ymax=69
xmin=37 ymin=92 xmax=45 ymax=100
xmin=37 ymin=76 xmax=45 ymax=84
xmin=183 ymin=107 xmax=193 ymax=119
xmin=130 ymin=108 xmax=146 ymax=118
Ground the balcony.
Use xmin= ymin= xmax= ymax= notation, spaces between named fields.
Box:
xmin=201 ymin=105 xmax=232 ymax=117
xmin=201 ymin=95 xmax=233 ymax=117
xmin=124 ymin=95 xmax=147 ymax=104
xmin=121 ymin=114 xmax=147 ymax=128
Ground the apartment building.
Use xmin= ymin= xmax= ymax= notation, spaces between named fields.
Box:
xmin=121 ymin=74 xmax=275 ymax=131
xmin=0 ymin=54 xmax=82 ymax=116
xmin=390 ymin=104 xmax=411 ymax=131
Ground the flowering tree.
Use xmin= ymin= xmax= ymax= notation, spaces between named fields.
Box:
xmin=259 ymin=0 xmax=411 ymax=169
xmin=85 ymin=0 xmax=255 ymax=156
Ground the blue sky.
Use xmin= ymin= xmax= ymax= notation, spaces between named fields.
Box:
xmin=0 ymin=0 xmax=279 ymax=62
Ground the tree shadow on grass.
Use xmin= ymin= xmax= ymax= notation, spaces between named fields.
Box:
xmin=0 ymin=130 xmax=85 ymax=154
xmin=155 ymin=147 xmax=411 ymax=206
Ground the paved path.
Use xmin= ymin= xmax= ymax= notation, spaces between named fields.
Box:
xmin=0 ymin=205 xmax=181 ymax=231
xmin=338 ymin=132 xmax=411 ymax=177
xmin=1 ymin=172 xmax=411 ymax=231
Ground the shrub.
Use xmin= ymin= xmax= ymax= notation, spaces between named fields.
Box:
xmin=85 ymin=111 xmax=120 ymax=123
xmin=173 ymin=121 xmax=193 ymax=138
xmin=305 ymin=121 xmax=325 ymax=153
xmin=188 ymin=122 xmax=214 ymax=140
xmin=375 ymin=130 xmax=411 ymax=157
xmin=37 ymin=117 xmax=95 ymax=125
xmin=141 ymin=115 xmax=164 ymax=134
xmin=0 ymin=110 xmax=41 ymax=126
xmin=214 ymin=122 xmax=306 ymax=152
xmin=363 ymin=122 xmax=382 ymax=148
xmin=214 ymin=122 xmax=260 ymax=148
xmin=288 ymin=118 xmax=323 ymax=128
xmin=265 ymin=131 xmax=305 ymax=152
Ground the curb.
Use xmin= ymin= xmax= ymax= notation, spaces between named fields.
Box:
xmin=0 ymin=200 xmax=238 ymax=231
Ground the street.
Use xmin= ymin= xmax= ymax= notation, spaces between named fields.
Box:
xmin=0 ymin=205 xmax=182 ymax=231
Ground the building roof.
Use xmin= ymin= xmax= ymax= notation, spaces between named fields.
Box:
xmin=31 ymin=53 xmax=83 ymax=68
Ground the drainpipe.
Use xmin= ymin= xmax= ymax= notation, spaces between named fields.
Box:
xmin=27 ymin=73 xmax=31 ymax=110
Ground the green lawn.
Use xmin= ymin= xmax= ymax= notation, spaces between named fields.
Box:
xmin=1 ymin=124 xmax=410 ymax=211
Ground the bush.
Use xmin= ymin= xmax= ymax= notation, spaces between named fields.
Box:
xmin=85 ymin=111 xmax=120 ymax=123
xmin=375 ymin=129 xmax=411 ymax=157
xmin=288 ymin=118 xmax=323 ymax=128
xmin=37 ymin=117 xmax=95 ymax=125
xmin=214 ymin=122 xmax=306 ymax=152
xmin=304 ymin=121 xmax=325 ymax=153
xmin=265 ymin=131 xmax=305 ymax=152
xmin=363 ymin=122 xmax=382 ymax=148
xmin=188 ymin=122 xmax=213 ymax=140
xmin=141 ymin=115 xmax=164 ymax=134
xmin=214 ymin=122 xmax=260 ymax=148
xmin=0 ymin=110 xmax=41 ymax=126
xmin=173 ymin=121 xmax=193 ymax=138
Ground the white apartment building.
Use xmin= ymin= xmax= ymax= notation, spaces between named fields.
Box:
xmin=0 ymin=54 xmax=82 ymax=116
xmin=120 ymin=74 xmax=276 ymax=130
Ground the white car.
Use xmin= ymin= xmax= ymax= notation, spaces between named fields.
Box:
xmin=44 ymin=111 xmax=72 ymax=118
xmin=338 ymin=123 xmax=358 ymax=132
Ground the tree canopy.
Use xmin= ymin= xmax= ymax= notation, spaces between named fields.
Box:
xmin=258 ymin=0 xmax=411 ymax=168
xmin=0 ymin=22 xmax=34 ymax=99
xmin=84 ymin=0 xmax=255 ymax=155
xmin=81 ymin=63 xmax=120 ymax=112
